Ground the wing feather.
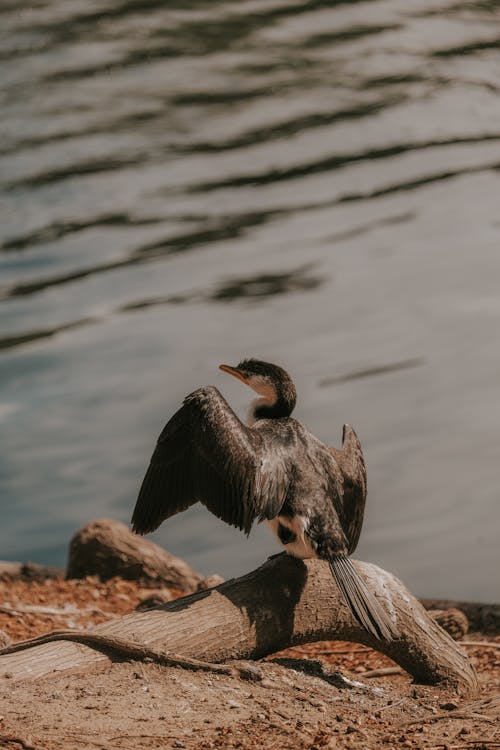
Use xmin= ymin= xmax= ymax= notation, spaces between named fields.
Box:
xmin=328 ymin=424 xmax=367 ymax=554
xmin=131 ymin=386 xmax=290 ymax=536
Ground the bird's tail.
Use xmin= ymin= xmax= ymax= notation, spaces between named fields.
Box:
xmin=329 ymin=556 xmax=398 ymax=641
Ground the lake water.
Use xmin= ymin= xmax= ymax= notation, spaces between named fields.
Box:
xmin=1 ymin=0 xmax=499 ymax=602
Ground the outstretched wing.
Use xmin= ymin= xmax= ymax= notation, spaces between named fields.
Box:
xmin=131 ymin=386 xmax=289 ymax=536
xmin=328 ymin=424 xmax=367 ymax=554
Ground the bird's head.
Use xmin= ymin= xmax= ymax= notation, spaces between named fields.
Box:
xmin=219 ymin=358 xmax=297 ymax=421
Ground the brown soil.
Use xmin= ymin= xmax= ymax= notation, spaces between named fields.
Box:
xmin=0 ymin=575 xmax=498 ymax=750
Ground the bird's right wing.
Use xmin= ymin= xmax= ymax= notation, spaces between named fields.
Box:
xmin=131 ymin=386 xmax=289 ymax=535
xmin=328 ymin=424 xmax=367 ymax=554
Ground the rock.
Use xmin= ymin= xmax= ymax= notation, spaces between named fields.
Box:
xmin=66 ymin=519 xmax=203 ymax=592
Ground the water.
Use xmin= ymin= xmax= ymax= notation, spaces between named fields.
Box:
xmin=1 ymin=0 xmax=499 ymax=603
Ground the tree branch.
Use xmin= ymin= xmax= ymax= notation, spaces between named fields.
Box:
xmin=0 ymin=555 xmax=478 ymax=696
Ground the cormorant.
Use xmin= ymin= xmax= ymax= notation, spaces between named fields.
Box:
xmin=131 ymin=359 xmax=396 ymax=640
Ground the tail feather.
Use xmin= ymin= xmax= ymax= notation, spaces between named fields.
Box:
xmin=329 ymin=556 xmax=398 ymax=641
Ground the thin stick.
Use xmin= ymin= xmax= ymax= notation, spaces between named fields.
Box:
xmin=404 ymin=711 xmax=496 ymax=726
xmin=460 ymin=640 xmax=500 ymax=649
xmin=321 ymin=647 xmax=373 ymax=655
xmin=430 ymin=743 xmax=500 ymax=750
xmin=0 ymin=629 xmax=262 ymax=681
xmin=376 ymin=698 xmax=405 ymax=712
xmin=359 ymin=666 xmax=402 ymax=678
xmin=0 ymin=604 xmax=106 ymax=618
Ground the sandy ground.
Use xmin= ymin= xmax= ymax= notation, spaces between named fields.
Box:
xmin=0 ymin=575 xmax=498 ymax=750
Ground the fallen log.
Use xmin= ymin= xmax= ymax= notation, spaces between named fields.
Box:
xmin=66 ymin=519 xmax=203 ymax=592
xmin=0 ymin=555 xmax=478 ymax=696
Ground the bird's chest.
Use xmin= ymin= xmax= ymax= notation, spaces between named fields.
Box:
xmin=266 ymin=515 xmax=318 ymax=560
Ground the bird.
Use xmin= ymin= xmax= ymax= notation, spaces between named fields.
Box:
xmin=131 ymin=358 xmax=397 ymax=640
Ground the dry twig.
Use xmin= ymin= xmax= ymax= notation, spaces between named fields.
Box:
xmin=0 ymin=629 xmax=262 ymax=682
xmin=359 ymin=666 xmax=403 ymax=678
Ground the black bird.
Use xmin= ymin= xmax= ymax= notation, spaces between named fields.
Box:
xmin=131 ymin=359 xmax=397 ymax=640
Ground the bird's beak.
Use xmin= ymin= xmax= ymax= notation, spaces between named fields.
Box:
xmin=219 ymin=364 xmax=249 ymax=385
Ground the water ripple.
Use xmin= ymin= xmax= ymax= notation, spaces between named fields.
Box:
xmin=184 ymin=96 xmax=406 ymax=154
xmin=433 ymin=37 xmax=500 ymax=57
xmin=4 ymin=157 xmax=499 ymax=301
xmin=0 ymin=214 xmax=162 ymax=253
xmin=320 ymin=358 xmax=425 ymax=386
xmin=188 ymin=135 xmax=500 ymax=191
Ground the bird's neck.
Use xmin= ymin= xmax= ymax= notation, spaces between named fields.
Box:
xmin=250 ymin=386 xmax=296 ymax=422
xmin=251 ymin=402 xmax=284 ymax=421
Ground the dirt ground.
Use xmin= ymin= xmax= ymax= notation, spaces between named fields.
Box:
xmin=0 ymin=574 xmax=498 ymax=750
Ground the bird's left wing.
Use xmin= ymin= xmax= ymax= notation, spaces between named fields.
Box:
xmin=131 ymin=386 xmax=289 ymax=536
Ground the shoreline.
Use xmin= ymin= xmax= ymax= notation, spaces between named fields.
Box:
xmin=0 ymin=528 xmax=498 ymax=750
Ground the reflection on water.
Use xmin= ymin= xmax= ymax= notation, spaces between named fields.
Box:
xmin=319 ymin=358 xmax=425 ymax=386
xmin=122 ymin=263 xmax=324 ymax=309
xmin=1 ymin=0 xmax=500 ymax=601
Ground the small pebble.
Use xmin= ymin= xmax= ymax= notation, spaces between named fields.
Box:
xmin=440 ymin=701 xmax=459 ymax=711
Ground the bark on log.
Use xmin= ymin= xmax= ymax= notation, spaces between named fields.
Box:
xmin=0 ymin=555 xmax=478 ymax=696
xmin=66 ymin=519 xmax=202 ymax=592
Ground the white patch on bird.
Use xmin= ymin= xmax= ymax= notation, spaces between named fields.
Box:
xmin=246 ymin=376 xmax=277 ymax=425
xmin=248 ymin=375 xmax=277 ymax=402
xmin=266 ymin=514 xmax=318 ymax=560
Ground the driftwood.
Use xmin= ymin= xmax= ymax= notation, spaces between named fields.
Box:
xmin=66 ymin=519 xmax=203 ymax=592
xmin=424 ymin=608 xmax=468 ymax=640
xmin=421 ymin=598 xmax=500 ymax=635
xmin=0 ymin=554 xmax=478 ymax=696
xmin=0 ymin=561 xmax=63 ymax=581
